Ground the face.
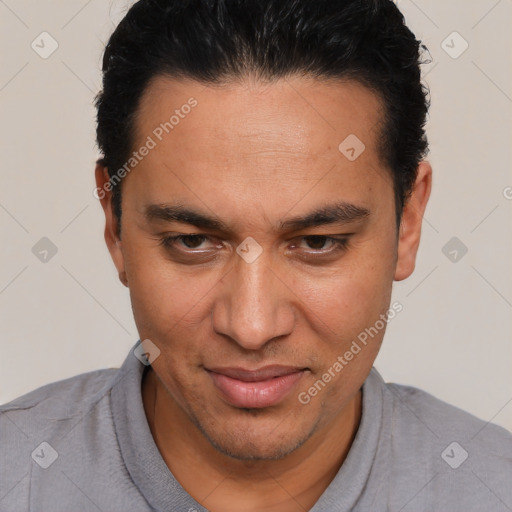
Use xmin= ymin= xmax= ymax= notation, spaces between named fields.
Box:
xmin=96 ymin=75 xmax=430 ymax=460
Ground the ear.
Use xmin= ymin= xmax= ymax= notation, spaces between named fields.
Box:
xmin=394 ymin=161 xmax=432 ymax=281
xmin=95 ymin=161 xmax=128 ymax=287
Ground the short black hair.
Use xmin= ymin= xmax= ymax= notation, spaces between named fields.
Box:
xmin=96 ymin=0 xmax=430 ymax=234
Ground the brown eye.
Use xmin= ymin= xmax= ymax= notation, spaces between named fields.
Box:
xmin=285 ymin=235 xmax=351 ymax=262
xmin=296 ymin=236 xmax=349 ymax=253
xmin=302 ymin=236 xmax=331 ymax=250
xmin=160 ymin=233 xmax=221 ymax=254
xmin=178 ymin=235 xmax=207 ymax=249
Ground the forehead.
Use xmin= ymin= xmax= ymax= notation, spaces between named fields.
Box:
xmin=134 ymin=74 xmax=384 ymax=160
xmin=127 ymin=75 xmax=393 ymax=226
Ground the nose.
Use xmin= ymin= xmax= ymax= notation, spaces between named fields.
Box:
xmin=212 ymin=250 xmax=295 ymax=351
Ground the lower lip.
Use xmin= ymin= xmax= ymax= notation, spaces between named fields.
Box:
xmin=208 ymin=371 xmax=304 ymax=409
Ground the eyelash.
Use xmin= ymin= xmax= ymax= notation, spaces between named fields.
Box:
xmin=158 ymin=234 xmax=350 ymax=257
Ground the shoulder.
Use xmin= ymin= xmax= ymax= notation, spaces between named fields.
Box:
xmin=0 ymin=356 xmax=154 ymax=510
xmin=381 ymin=375 xmax=512 ymax=504
xmin=383 ymin=378 xmax=512 ymax=448
xmin=354 ymin=370 xmax=512 ymax=510
xmin=0 ymin=366 xmax=120 ymax=423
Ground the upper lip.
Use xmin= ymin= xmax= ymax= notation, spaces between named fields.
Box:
xmin=206 ymin=365 xmax=305 ymax=382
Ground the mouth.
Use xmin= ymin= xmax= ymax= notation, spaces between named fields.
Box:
xmin=205 ymin=365 xmax=307 ymax=409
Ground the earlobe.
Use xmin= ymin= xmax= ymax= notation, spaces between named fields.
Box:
xmin=114 ymin=239 xmax=129 ymax=287
xmin=394 ymin=161 xmax=432 ymax=282
xmin=94 ymin=162 xmax=128 ymax=288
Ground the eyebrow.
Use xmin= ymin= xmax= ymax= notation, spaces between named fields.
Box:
xmin=144 ymin=201 xmax=370 ymax=233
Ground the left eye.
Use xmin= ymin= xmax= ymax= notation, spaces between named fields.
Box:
xmin=296 ymin=235 xmax=345 ymax=251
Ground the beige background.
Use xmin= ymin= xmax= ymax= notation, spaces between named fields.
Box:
xmin=1 ymin=0 xmax=511 ymax=431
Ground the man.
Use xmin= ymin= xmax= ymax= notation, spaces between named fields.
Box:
xmin=1 ymin=0 xmax=511 ymax=510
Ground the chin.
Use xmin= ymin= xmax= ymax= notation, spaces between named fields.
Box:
xmin=193 ymin=412 xmax=319 ymax=461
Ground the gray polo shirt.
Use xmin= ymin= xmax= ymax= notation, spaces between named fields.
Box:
xmin=1 ymin=340 xmax=511 ymax=511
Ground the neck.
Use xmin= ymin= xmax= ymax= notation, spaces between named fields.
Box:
xmin=142 ymin=367 xmax=362 ymax=512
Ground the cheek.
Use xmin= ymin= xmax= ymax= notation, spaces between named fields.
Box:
xmin=122 ymin=240 xmax=184 ymax=334
xmin=128 ymin=266 xmax=205 ymax=337
xmin=300 ymin=246 xmax=395 ymax=333
xmin=124 ymin=243 xmax=226 ymax=353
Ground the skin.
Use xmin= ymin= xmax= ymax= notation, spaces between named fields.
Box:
xmin=95 ymin=75 xmax=431 ymax=511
